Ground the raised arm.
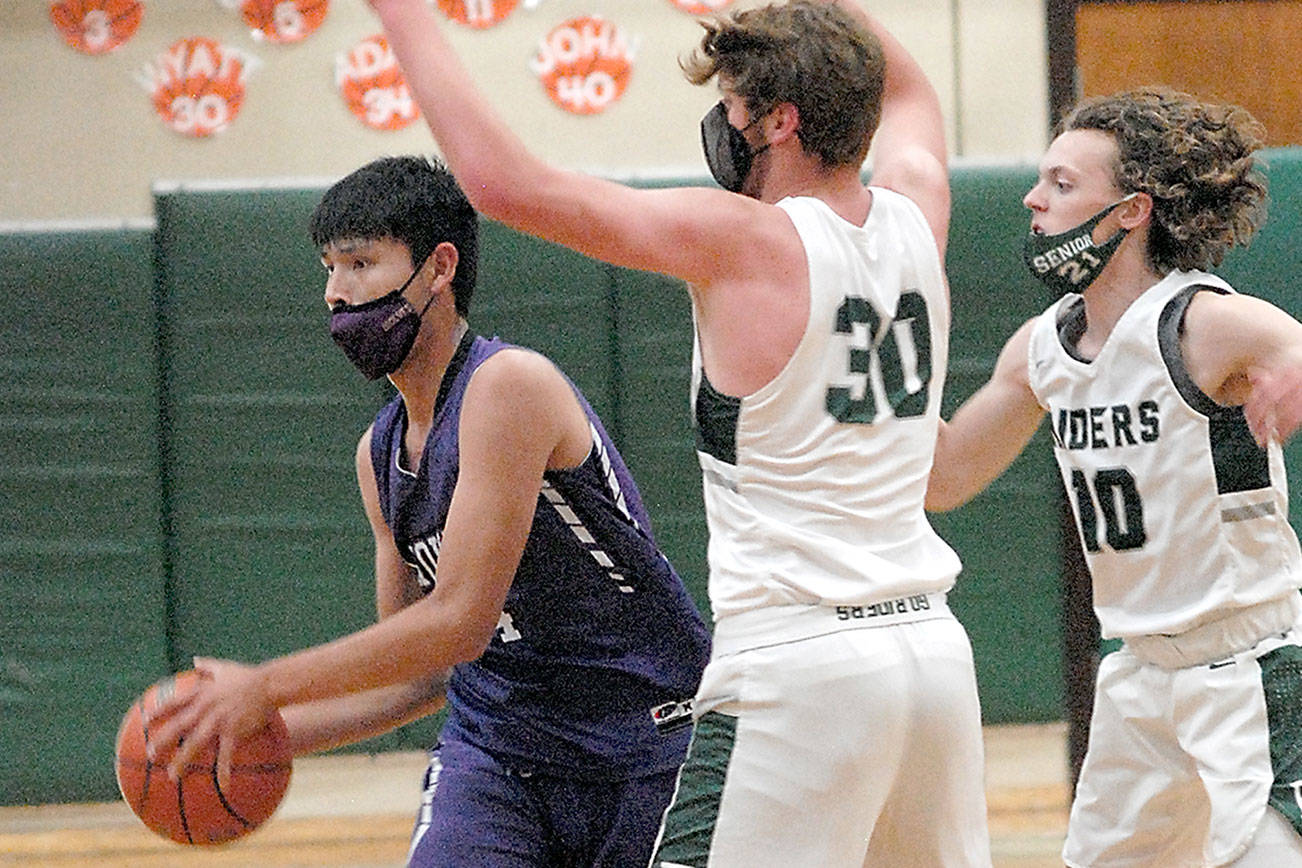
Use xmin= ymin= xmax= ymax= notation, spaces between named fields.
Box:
xmin=830 ymin=0 xmax=949 ymax=253
xmin=927 ymin=320 xmax=1047 ymax=511
xmin=365 ymin=0 xmax=782 ymax=290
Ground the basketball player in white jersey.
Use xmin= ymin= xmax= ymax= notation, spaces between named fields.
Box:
xmin=928 ymin=88 xmax=1302 ymax=867
xmin=365 ymin=0 xmax=991 ymax=864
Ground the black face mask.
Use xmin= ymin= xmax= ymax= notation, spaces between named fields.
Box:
xmin=328 ymin=257 xmax=435 ymax=380
xmin=700 ymin=101 xmax=770 ymax=193
xmin=1022 ymin=195 xmax=1137 ymax=296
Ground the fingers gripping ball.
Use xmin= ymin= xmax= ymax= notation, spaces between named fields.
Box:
xmin=114 ymin=671 xmax=293 ymax=845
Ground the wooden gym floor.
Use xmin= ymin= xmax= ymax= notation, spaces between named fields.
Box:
xmin=0 ymin=723 xmax=1069 ymax=867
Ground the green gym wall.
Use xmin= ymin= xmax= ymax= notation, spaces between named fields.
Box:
xmin=2 ymin=157 xmax=1299 ymax=805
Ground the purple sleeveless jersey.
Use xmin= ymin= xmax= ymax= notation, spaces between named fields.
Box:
xmin=370 ymin=333 xmax=709 ymax=779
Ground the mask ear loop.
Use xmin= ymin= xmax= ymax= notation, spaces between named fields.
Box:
xmin=1114 ymin=191 xmax=1140 ymax=213
xmin=416 ymin=285 xmax=440 ymax=318
xmin=1098 ymin=192 xmax=1141 ymax=245
xmin=404 ymin=249 xmax=440 ymax=317
xmin=1109 ymin=191 xmax=1142 ymax=222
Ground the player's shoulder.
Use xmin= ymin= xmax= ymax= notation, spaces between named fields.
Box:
xmin=1182 ymin=282 xmax=1302 ymax=370
xmin=1002 ymin=315 xmax=1040 ymax=358
xmin=1180 ymin=281 xmax=1291 ymax=340
xmin=474 ymin=344 xmax=563 ymax=383
xmin=461 ymin=345 xmax=593 ymax=466
xmin=1183 ymin=282 xmax=1277 ymax=320
xmin=867 ymin=148 xmax=950 ymax=245
xmin=465 ymin=346 xmax=574 ymax=412
xmin=870 ymin=146 xmax=947 ymax=202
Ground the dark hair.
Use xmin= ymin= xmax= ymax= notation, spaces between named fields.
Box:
xmin=681 ymin=0 xmax=884 ymax=168
xmin=1060 ymin=87 xmax=1268 ymax=273
xmin=310 ymin=155 xmax=478 ymax=316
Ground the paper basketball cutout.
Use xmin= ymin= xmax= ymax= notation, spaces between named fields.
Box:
xmin=136 ymin=36 xmax=260 ymax=138
xmin=239 ymin=0 xmax=329 ymax=44
xmin=336 ymin=34 xmax=420 ymax=131
xmin=50 ymin=0 xmax=144 ymax=55
xmin=437 ymin=0 xmax=519 ymax=29
xmin=530 ymin=16 xmax=637 ymax=116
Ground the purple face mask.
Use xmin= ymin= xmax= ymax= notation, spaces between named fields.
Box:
xmin=329 ymin=260 xmax=435 ymax=380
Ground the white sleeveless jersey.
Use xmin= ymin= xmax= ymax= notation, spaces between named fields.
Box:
xmin=692 ymin=189 xmax=961 ymax=622
xmin=1026 ymin=270 xmax=1302 ymax=639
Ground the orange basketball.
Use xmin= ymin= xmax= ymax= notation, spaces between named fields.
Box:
xmin=114 ymin=671 xmax=293 ymax=845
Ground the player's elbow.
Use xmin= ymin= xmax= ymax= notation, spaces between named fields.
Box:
xmin=443 ymin=612 xmax=499 ymax=666
xmin=924 ymin=477 xmax=971 ymax=513
xmin=926 ymin=426 xmax=972 ymax=512
xmin=460 ymin=176 xmax=515 ymax=224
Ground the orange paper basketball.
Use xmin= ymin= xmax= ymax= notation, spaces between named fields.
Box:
xmin=50 ymin=0 xmax=144 ymax=54
xmin=114 ymin=671 xmax=293 ymax=845
xmin=531 ymin=16 xmax=636 ymax=116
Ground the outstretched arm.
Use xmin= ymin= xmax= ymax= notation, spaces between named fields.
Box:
xmin=1183 ymin=291 xmax=1302 ymax=446
xmin=280 ymin=679 xmax=446 ymax=755
xmin=927 ymin=320 xmax=1046 ymax=511
xmin=366 ymin=0 xmax=782 ymax=291
xmin=826 ymin=0 xmax=949 ymax=253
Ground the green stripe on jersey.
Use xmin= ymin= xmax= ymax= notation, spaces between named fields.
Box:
xmin=1261 ymin=643 xmax=1302 ymax=835
xmin=654 ymin=711 xmax=738 ymax=867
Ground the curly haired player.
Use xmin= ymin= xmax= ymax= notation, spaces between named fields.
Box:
xmin=928 ymin=87 xmax=1302 ymax=867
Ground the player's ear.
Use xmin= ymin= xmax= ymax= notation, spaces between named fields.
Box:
xmin=427 ymin=241 xmax=459 ymax=290
xmin=1117 ymin=192 xmax=1152 ymax=229
xmin=767 ymin=102 xmax=801 ymax=145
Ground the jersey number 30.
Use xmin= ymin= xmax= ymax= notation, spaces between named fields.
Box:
xmin=825 ymin=291 xmax=931 ymax=424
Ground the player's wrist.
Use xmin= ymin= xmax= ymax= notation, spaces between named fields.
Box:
xmin=251 ymin=658 xmax=296 ymax=711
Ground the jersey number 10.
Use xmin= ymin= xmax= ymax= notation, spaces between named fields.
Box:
xmin=1070 ymin=467 xmax=1148 ymax=552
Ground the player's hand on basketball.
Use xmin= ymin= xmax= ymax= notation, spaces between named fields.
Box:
xmin=1246 ymin=364 xmax=1302 ymax=447
xmin=145 ymin=658 xmax=278 ymax=791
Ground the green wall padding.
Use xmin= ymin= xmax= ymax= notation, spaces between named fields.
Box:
xmin=609 ymin=269 xmax=710 ymax=617
xmin=7 ymin=149 xmax=1302 ymax=805
xmin=0 ymin=226 xmax=168 ymax=804
xmin=151 ymin=187 xmax=402 ymax=749
xmin=936 ymin=163 xmax=1064 ymax=722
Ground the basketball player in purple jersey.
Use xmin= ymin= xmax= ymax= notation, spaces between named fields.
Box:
xmin=148 ymin=155 xmax=710 ymax=867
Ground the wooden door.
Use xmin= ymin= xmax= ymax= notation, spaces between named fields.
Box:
xmin=1074 ymin=1 xmax=1302 ymax=146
